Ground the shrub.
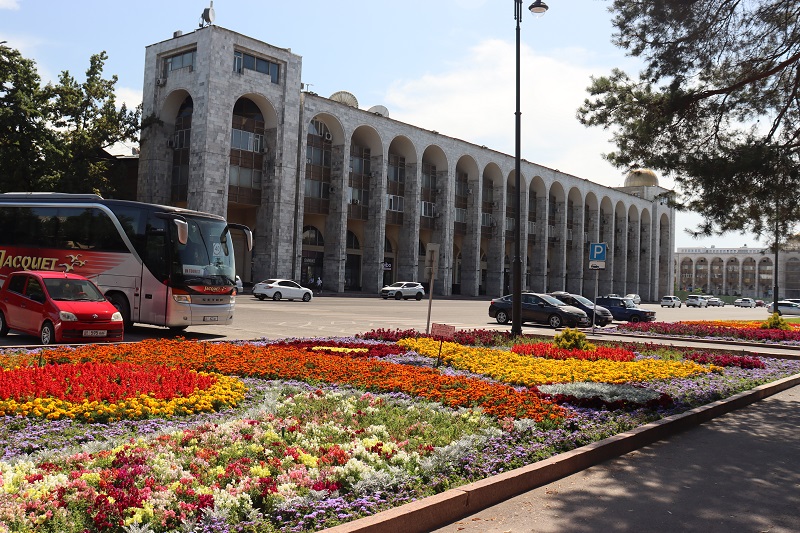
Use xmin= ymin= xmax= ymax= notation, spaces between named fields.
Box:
xmin=761 ymin=312 xmax=791 ymax=331
xmin=552 ymin=328 xmax=596 ymax=351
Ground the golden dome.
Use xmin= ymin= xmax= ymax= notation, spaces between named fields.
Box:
xmin=624 ymin=168 xmax=659 ymax=187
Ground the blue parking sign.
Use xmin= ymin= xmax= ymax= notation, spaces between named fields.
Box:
xmin=589 ymin=243 xmax=607 ymax=261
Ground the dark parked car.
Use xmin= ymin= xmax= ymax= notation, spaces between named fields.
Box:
xmin=0 ymin=270 xmax=124 ymax=345
xmin=488 ymin=292 xmax=590 ymax=329
xmin=595 ymin=296 xmax=656 ymax=323
xmin=548 ymin=291 xmax=614 ymax=327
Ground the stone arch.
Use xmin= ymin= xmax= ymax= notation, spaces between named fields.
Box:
xmin=481 ymin=162 xmax=505 ymax=296
xmin=454 ymin=155 xmax=480 ymax=296
xmin=546 ymin=182 xmax=567 ymax=292
xmin=527 ymin=175 xmax=548 ymax=292
xmin=565 ymin=187 xmax=584 ymax=294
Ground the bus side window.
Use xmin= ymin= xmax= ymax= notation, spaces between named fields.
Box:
xmin=145 ymin=217 xmax=169 ymax=281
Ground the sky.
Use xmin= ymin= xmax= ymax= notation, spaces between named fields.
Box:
xmin=0 ymin=0 xmax=765 ymax=250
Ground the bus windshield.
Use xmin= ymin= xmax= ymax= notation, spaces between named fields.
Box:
xmin=173 ymin=216 xmax=236 ymax=287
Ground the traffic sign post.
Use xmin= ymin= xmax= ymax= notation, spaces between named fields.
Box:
xmin=589 ymin=243 xmax=607 ymax=335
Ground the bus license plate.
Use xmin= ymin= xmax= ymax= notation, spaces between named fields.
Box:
xmin=203 ymin=316 xmax=219 ymax=322
xmin=83 ymin=330 xmax=107 ymax=337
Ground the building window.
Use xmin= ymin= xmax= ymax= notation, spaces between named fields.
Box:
xmin=387 ymin=194 xmax=404 ymax=212
xmin=234 ymin=50 xmax=280 ymax=84
xmin=231 ymin=129 xmax=264 ymax=153
xmin=162 ymin=50 xmax=196 ymax=77
xmin=455 ymin=208 xmax=467 ymax=223
xmin=388 ymin=154 xmax=405 ymax=184
xmin=420 ymin=201 xmax=436 ymax=218
xmin=229 ymin=98 xmax=264 ymax=205
xmin=171 ymin=96 xmax=193 ymax=203
xmin=302 ymin=226 xmax=324 ymax=246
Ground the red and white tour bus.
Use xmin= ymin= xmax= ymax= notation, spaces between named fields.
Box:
xmin=0 ymin=193 xmax=252 ymax=331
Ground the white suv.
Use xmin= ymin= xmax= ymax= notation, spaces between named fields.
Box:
xmin=660 ymin=296 xmax=682 ymax=308
xmin=685 ymin=295 xmax=708 ymax=308
xmin=380 ymin=282 xmax=425 ymax=300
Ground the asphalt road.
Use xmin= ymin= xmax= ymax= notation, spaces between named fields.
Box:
xmin=0 ymin=295 xmax=776 ymax=347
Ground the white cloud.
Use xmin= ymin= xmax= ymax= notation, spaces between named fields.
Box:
xmin=0 ymin=0 xmax=20 ymax=10
xmin=116 ymin=86 xmax=143 ymax=112
xmin=383 ymin=38 xmax=765 ymax=249
xmin=385 ymin=38 xmax=625 ymax=187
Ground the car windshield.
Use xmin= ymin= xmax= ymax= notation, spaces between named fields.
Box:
xmin=622 ymin=298 xmax=636 ymax=308
xmin=44 ymin=278 xmax=105 ymax=302
xmin=571 ymin=294 xmax=594 ymax=306
xmin=388 ymin=282 xmax=404 ymax=288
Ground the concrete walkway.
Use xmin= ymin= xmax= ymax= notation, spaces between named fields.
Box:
xmin=429 ymin=384 xmax=800 ymax=533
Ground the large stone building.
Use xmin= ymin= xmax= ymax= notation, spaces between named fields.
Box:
xmin=675 ymin=246 xmax=800 ymax=299
xmin=136 ymin=24 xmax=676 ymax=300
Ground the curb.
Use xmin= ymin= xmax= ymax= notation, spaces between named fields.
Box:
xmin=322 ymin=373 xmax=800 ymax=533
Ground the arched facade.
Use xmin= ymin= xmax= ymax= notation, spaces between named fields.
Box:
xmin=674 ymin=246 xmax=800 ymax=299
xmin=138 ymin=25 xmax=676 ymax=301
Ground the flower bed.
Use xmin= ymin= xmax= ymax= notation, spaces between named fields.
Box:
xmin=616 ymin=320 xmax=800 ymax=343
xmin=0 ymin=333 xmax=798 ymax=532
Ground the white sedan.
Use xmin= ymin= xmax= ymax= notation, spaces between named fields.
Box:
xmin=767 ymin=301 xmax=800 ymax=316
xmin=625 ymin=293 xmax=641 ymax=305
xmin=253 ymin=279 xmax=313 ymax=302
xmin=734 ymin=298 xmax=756 ymax=308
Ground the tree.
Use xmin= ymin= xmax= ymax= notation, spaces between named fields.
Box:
xmin=0 ymin=42 xmax=57 ymax=191
xmin=578 ymin=1 xmax=800 ymax=232
xmin=0 ymin=46 xmax=140 ymax=195
xmin=48 ymin=51 xmax=141 ymax=194
xmin=577 ymin=0 xmax=800 ymax=299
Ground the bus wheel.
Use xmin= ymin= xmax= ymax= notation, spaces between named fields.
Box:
xmin=40 ymin=321 xmax=55 ymax=345
xmin=169 ymin=326 xmax=188 ymax=332
xmin=107 ymin=293 xmax=132 ymax=331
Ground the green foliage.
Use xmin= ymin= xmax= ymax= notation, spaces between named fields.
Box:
xmin=553 ymin=328 xmax=596 ymax=351
xmin=0 ymin=45 xmax=141 ymax=195
xmin=577 ymin=0 xmax=800 ymax=243
xmin=761 ymin=312 xmax=791 ymax=331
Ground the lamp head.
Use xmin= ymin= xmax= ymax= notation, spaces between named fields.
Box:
xmin=529 ymin=1 xmax=548 ymax=15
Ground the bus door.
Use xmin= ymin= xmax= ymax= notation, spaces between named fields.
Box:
xmin=136 ymin=216 xmax=172 ymax=326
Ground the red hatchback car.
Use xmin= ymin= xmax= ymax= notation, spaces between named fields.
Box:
xmin=0 ymin=271 xmax=124 ymax=345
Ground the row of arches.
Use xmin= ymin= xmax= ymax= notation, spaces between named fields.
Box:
xmin=152 ymin=90 xmax=673 ymax=299
xmin=678 ymin=256 xmax=800 ymax=298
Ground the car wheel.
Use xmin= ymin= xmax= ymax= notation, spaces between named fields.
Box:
xmin=548 ymin=314 xmax=563 ymax=328
xmin=382 ymin=297 xmax=388 ymax=300
xmin=272 ymin=292 xmax=282 ymax=301
xmin=416 ymin=293 xmax=423 ymax=301
xmin=302 ymin=293 xmax=311 ymax=302
xmin=395 ymin=292 xmax=403 ymax=300
xmin=107 ymin=293 xmax=132 ymax=332
xmin=257 ymin=294 xmax=266 ymax=301
xmin=40 ymin=321 xmax=55 ymax=345
xmin=0 ymin=311 xmax=8 ymax=336
xmin=495 ymin=310 xmax=509 ymax=324
xmin=630 ymin=315 xmax=641 ymax=323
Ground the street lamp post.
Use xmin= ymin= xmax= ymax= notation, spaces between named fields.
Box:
xmin=511 ymin=0 xmax=548 ymax=337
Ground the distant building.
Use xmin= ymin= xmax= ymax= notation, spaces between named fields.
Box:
xmin=675 ymin=245 xmax=800 ymax=299
xmin=136 ymin=25 xmax=676 ymax=300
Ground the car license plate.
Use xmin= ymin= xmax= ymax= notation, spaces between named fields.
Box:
xmin=203 ymin=316 xmax=219 ymax=322
xmin=83 ymin=330 xmax=107 ymax=337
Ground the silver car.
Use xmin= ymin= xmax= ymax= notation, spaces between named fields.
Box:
xmin=767 ymin=301 xmax=800 ymax=316
xmin=660 ymin=295 xmax=682 ymax=308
